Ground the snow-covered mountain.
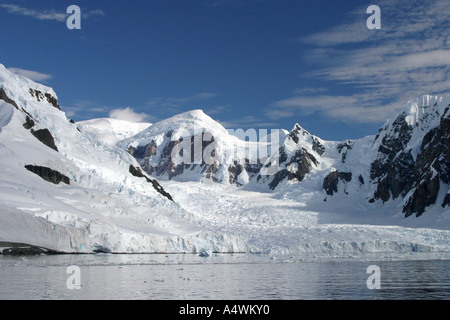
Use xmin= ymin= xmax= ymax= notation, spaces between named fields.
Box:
xmin=368 ymin=95 xmax=450 ymax=217
xmin=117 ymin=97 xmax=450 ymax=218
xmin=0 ymin=63 xmax=243 ymax=254
xmin=1 ymin=62 xmax=450 ymax=256
xmin=116 ymin=109 xmax=271 ymax=184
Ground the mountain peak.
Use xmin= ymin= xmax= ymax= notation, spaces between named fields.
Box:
xmin=178 ymin=109 xmax=208 ymax=118
xmin=403 ymin=94 xmax=445 ymax=126
xmin=0 ymin=63 xmax=57 ymax=103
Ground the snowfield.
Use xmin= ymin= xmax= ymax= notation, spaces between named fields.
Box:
xmin=1 ymin=63 xmax=450 ymax=257
xmin=77 ymin=118 xmax=152 ymax=148
xmin=159 ymin=180 xmax=450 ymax=256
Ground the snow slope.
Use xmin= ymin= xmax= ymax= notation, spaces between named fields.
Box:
xmin=77 ymin=118 xmax=151 ymax=147
xmin=160 ymin=180 xmax=450 ymax=256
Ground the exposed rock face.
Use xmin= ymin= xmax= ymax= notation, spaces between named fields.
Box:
xmin=29 ymin=89 xmax=60 ymax=110
xmin=0 ymin=88 xmax=19 ymax=109
xmin=23 ymin=116 xmax=35 ymax=129
xmin=1 ymin=87 xmax=59 ymax=152
xmin=312 ymin=137 xmax=326 ymax=156
xmin=0 ymin=242 xmax=58 ymax=255
xmin=337 ymin=140 xmax=354 ymax=163
xmin=25 ymin=165 xmax=70 ymax=185
xmin=323 ymin=171 xmax=353 ymax=196
xmin=269 ymin=148 xmax=318 ymax=190
xmin=443 ymin=193 xmax=450 ymax=209
xmin=402 ymin=106 xmax=450 ymax=217
xmin=370 ymin=115 xmax=415 ymax=202
xmin=368 ymin=97 xmax=450 ymax=217
xmin=30 ymin=128 xmax=59 ymax=152
xmin=129 ymin=165 xmax=174 ymax=202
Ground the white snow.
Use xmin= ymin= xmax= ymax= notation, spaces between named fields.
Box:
xmin=77 ymin=118 xmax=152 ymax=147
xmin=404 ymin=95 xmax=443 ymax=126
xmin=158 ymin=180 xmax=450 ymax=256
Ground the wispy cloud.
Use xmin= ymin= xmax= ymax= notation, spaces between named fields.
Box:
xmin=270 ymin=0 xmax=450 ymax=124
xmin=272 ymin=94 xmax=403 ymax=124
xmin=7 ymin=67 xmax=53 ymax=83
xmin=205 ymin=0 xmax=266 ymax=7
xmin=0 ymin=4 xmax=66 ymax=21
xmin=62 ymin=100 xmax=112 ymax=120
xmin=147 ymin=92 xmax=217 ymax=107
xmin=0 ymin=4 xmax=105 ymax=22
xmin=218 ymin=115 xmax=278 ymax=129
xmin=81 ymin=9 xmax=105 ymax=20
xmin=147 ymin=92 xmax=218 ymax=116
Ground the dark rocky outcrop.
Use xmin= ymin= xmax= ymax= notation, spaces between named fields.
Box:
xmin=370 ymin=114 xmax=417 ymax=204
xmin=44 ymin=93 xmax=61 ymax=110
xmin=129 ymin=165 xmax=174 ymax=202
xmin=23 ymin=116 xmax=35 ymax=129
xmin=337 ymin=140 xmax=354 ymax=163
xmin=128 ymin=140 xmax=157 ymax=160
xmin=402 ymin=107 xmax=450 ymax=217
xmin=403 ymin=173 xmax=440 ymax=217
xmin=312 ymin=137 xmax=325 ymax=156
xmin=25 ymin=165 xmax=70 ymax=185
xmin=269 ymin=148 xmax=318 ymax=190
xmin=29 ymin=89 xmax=60 ymax=110
xmin=358 ymin=175 xmax=365 ymax=185
xmin=228 ymin=162 xmax=243 ymax=185
xmin=31 ymin=128 xmax=59 ymax=152
xmin=0 ymin=88 xmax=19 ymax=109
xmin=443 ymin=193 xmax=450 ymax=208
xmin=323 ymin=171 xmax=352 ymax=196
xmin=228 ymin=160 xmax=263 ymax=185
xmin=369 ymin=102 xmax=450 ymax=217
xmin=0 ymin=242 xmax=58 ymax=255
xmin=92 ymin=245 xmax=112 ymax=254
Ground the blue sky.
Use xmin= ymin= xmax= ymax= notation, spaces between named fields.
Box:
xmin=1 ymin=0 xmax=449 ymax=141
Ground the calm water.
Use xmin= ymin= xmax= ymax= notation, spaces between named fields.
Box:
xmin=1 ymin=253 xmax=450 ymax=300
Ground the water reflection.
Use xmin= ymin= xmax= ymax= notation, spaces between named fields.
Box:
xmin=0 ymin=254 xmax=449 ymax=300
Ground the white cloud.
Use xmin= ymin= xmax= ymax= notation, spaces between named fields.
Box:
xmin=275 ymin=0 xmax=450 ymax=124
xmin=271 ymin=94 xmax=403 ymax=124
xmin=0 ymin=4 xmax=66 ymax=21
xmin=204 ymin=105 xmax=232 ymax=115
xmin=7 ymin=67 xmax=53 ymax=82
xmin=82 ymin=9 xmax=105 ymax=19
xmin=0 ymin=4 xmax=105 ymax=22
xmin=109 ymin=107 xmax=151 ymax=123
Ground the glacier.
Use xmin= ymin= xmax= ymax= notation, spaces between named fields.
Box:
xmin=1 ymin=62 xmax=450 ymax=257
